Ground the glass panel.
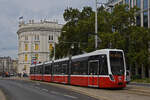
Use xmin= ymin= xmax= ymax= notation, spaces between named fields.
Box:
xmin=125 ymin=0 xmax=129 ymax=4
xmin=25 ymin=54 xmax=28 ymax=61
xmin=110 ymin=51 xmax=125 ymax=75
xmin=130 ymin=0 xmax=132 ymax=8
xmin=136 ymin=14 xmax=141 ymax=26
xmin=89 ymin=61 xmax=99 ymax=75
xmin=136 ymin=0 xmax=141 ymax=8
xmin=25 ymin=44 xmax=28 ymax=51
xmin=143 ymin=11 xmax=148 ymax=28
xmin=62 ymin=64 xmax=68 ymax=74
xmin=143 ymin=0 xmax=148 ymax=9
xmin=99 ymin=55 xmax=108 ymax=75
xmin=35 ymin=44 xmax=39 ymax=50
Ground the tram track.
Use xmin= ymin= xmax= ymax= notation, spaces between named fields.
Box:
xmin=4 ymin=78 xmax=150 ymax=100
xmin=120 ymin=86 xmax=150 ymax=96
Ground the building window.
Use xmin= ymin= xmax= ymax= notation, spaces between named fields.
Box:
xmin=25 ymin=54 xmax=28 ymax=61
xmin=119 ymin=1 xmax=123 ymax=5
xmin=35 ymin=44 xmax=39 ymax=51
xmin=35 ymin=35 xmax=39 ymax=40
xmin=133 ymin=0 xmax=136 ymax=6
xmin=130 ymin=0 xmax=132 ymax=8
xmin=143 ymin=11 xmax=148 ymax=28
xmin=25 ymin=35 xmax=28 ymax=40
xmin=136 ymin=14 xmax=141 ymax=26
xmin=136 ymin=0 xmax=141 ymax=9
xmin=49 ymin=35 xmax=53 ymax=40
xmin=49 ymin=44 xmax=53 ymax=51
xmin=25 ymin=44 xmax=28 ymax=51
xmin=143 ymin=0 xmax=148 ymax=10
xmin=37 ymin=35 xmax=39 ymax=40
xmin=23 ymin=65 xmax=27 ymax=71
xmin=35 ymin=54 xmax=39 ymax=60
xmin=125 ymin=0 xmax=129 ymax=4
xmin=19 ymin=43 xmax=21 ymax=51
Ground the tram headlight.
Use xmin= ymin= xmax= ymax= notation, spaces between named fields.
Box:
xmin=109 ymin=74 xmax=115 ymax=81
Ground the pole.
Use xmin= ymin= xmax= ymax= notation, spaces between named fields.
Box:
xmin=54 ymin=42 xmax=56 ymax=60
xmin=95 ymin=0 xmax=98 ymax=49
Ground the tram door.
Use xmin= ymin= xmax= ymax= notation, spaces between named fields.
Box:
xmin=88 ymin=60 xmax=99 ymax=87
xmin=62 ymin=64 xmax=67 ymax=83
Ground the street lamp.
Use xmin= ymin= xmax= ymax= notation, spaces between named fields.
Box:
xmin=95 ymin=0 xmax=114 ymax=49
xmin=95 ymin=0 xmax=106 ymax=49
xmin=95 ymin=0 xmax=98 ymax=49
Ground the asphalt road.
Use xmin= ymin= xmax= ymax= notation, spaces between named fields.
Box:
xmin=0 ymin=79 xmax=98 ymax=100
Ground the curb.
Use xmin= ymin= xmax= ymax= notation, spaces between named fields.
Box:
xmin=0 ymin=89 xmax=6 ymax=100
xmin=130 ymin=82 xmax=150 ymax=85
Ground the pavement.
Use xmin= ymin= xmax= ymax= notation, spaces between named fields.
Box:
xmin=0 ymin=78 xmax=97 ymax=100
xmin=0 ymin=89 xmax=6 ymax=100
xmin=1 ymin=77 xmax=150 ymax=100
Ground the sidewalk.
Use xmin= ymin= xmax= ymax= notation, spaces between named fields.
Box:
xmin=0 ymin=89 xmax=6 ymax=100
xmin=129 ymin=82 xmax=150 ymax=87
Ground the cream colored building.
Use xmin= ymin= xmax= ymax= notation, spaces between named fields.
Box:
xmin=17 ymin=19 xmax=62 ymax=74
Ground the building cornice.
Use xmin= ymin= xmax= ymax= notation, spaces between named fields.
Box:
xmin=17 ymin=27 xmax=62 ymax=35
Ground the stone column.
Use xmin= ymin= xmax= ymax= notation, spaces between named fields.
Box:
xmin=141 ymin=0 xmax=144 ymax=27
xmin=148 ymin=0 xmax=150 ymax=28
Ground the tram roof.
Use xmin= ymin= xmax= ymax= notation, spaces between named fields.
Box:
xmin=30 ymin=49 xmax=123 ymax=67
xmin=72 ymin=49 xmax=123 ymax=60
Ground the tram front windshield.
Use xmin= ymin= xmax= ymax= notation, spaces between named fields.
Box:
xmin=109 ymin=51 xmax=125 ymax=75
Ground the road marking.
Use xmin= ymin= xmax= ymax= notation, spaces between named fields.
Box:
xmin=41 ymin=88 xmax=49 ymax=92
xmin=50 ymin=91 xmax=60 ymax=95
xmin=35 ymin=82 xmax=40 ymax=85
xmin=64 ymin=94 xmax=78 ymax=99
xmin=34 ymin=86 xmax=41 ymax=90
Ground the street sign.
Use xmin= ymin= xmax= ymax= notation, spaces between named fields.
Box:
xmin=32 ymin=57 xmax=37 ymax=60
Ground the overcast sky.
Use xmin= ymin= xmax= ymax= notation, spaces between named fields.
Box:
xmin=0 ymin=0 xmax=107 ymax=59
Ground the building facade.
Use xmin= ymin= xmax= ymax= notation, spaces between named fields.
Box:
xmin=106 ymin=0 xmax=150 ymax=28
xmin=12 ymin=59 xmax=18 ymax=73
xmin=0 ymin=57 xmax=16 ymax=75
xmin=17 ymin=19 xmax=62 ymax=75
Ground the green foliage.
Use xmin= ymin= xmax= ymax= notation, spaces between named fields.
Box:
xmin=55 ymin=4 xmax=150 ymax=76
xmin=132 ymin=78 xmax=150 ymax=83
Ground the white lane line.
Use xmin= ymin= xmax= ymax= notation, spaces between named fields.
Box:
xmin=50 ymin=91 xmax=60 ymax=95
xmin=41 ymin=88 xmax=49 ymax=92
xmin=64 ymin=94 xmax=78 ymax=99
xmin=35 ymin=82 xmax=40 ymax=85
xmin=34 ymin=86 xmax=41 ymax=90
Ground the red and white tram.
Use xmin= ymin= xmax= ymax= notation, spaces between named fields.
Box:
xmin=30 ymin=49 xmax=127 ymax=88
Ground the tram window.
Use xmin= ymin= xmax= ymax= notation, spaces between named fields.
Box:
xmin=45 ymin=65 xmax=51 ymax=74
xmin=89 ymin=61 xmax=99 ymax=75
xmin=62 ymin=64 xmax=68 ymax=74
xmin=110 ymin=51 xmax=124 ymax=75
xmin=99 ymin=55 xmax=108 ymax=75
xmin=53 ymin=65 xmax=57 ymax=74
xmin=39 ymin=65 xmax=43 ymax=74
xmin=80 ymin=60 xmax=88 ymax=75
xmin=30 ymin=67 xmax=34 ymax=74
xmin=71 ymin=61 xmax=80 ymax=75
xmin=71 ymin=60 xmax=88 ymax=75
xmin=53 ymin=64 xmax=61 ymax=74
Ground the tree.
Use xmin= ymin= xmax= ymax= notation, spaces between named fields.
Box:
xmin=55 ymin=4 xmax=150 ymax=78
